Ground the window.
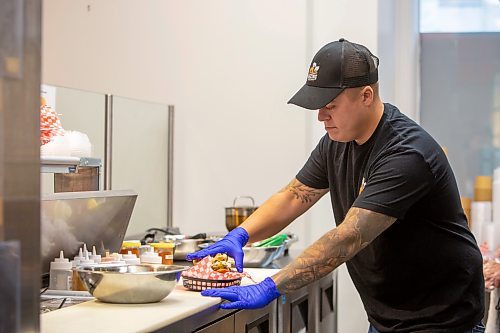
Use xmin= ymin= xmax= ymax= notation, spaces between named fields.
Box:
xmin=420 ymin=0 xmax=500 ymax=33
xmin=419 ymin=1 xmax=500 ymax=198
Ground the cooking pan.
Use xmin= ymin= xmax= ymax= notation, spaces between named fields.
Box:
xmin=225 ymin=196 xmax=258 ymax=231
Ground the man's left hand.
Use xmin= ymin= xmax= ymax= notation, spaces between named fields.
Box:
xmin=201 ymin=277 xmax=281 ymax=309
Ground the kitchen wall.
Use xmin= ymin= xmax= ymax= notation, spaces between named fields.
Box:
xmin=42 ymin=0 xmax=311 ymax=240
xmin=41 ymin=1 xmax=419 ymax=332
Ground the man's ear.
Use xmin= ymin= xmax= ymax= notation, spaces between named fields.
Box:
xmin=361 ymin=86 xmax=374 ymax=105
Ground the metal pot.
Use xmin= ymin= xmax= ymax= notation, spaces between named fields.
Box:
xmin=225 ymin=196 xmax=258 ymax=231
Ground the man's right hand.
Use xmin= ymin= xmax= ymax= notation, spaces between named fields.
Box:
xmin=185 ymin=227 xmax=249 ymax=272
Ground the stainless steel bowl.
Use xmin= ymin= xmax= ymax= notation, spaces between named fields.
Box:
xmin=163 ymin=235 xmax=213 ymax=260
xmin=76 ymin=264 xmax=188 ymax=303
xmin=173 ymin=239 xmax=209 ymax=260
xmin=242 ymin=245 xmax=284 ymax=268
xmin=196 ymin=243 xmax=284 ymax=268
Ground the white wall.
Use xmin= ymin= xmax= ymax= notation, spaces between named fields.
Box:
xmin=306 ymin=2 xmax=379 ymax=332
xmin=42 ymin=1 xmax=419 ymax=332
xmin=42 ymin=0 xmax=312 ymax=241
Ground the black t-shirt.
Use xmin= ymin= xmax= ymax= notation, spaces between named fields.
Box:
xmin=296 ymin=103 xmax=484 ymax=332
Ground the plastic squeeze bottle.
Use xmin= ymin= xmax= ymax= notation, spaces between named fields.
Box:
xmin=89 ymin=245 xmax=102 ymax=263
xmin=123 ymin=251 xmax=141 ymax=265
xmin=49 ymin=251 xmax=73 ymax=290
xmin=140 ymin=247 xmax=162 ymax=264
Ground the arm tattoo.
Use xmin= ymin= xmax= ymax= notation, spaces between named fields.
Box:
xmin=279 ymin=178 xmax=325 ymax=204
xmin=272 ymin=207 xmax=396 ymax=294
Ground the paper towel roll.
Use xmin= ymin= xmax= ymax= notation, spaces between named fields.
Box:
xmin=471 ymin=201 xmax=492 ymax=245
xmin=483 ymin=221 xmax=496 ymax=253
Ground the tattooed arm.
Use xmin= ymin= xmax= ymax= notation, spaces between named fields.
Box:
xmin=272 ymin=207 xmax=397 ymax=294
xmin=239 ymin=178 xmax=329 ymax=243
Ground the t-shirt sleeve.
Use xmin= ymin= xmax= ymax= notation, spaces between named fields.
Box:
xmin=296 ymin=136 xmax=330 ymax=189
xmin=353 ymin=150 xmax=435 ymax=219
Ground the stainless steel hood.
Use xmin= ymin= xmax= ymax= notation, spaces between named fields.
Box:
xmin=40 ymin=190 xmax=137 ymax=275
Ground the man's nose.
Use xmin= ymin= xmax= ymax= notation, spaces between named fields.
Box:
xmin=318 ymin=108 xmax=330 ymax=122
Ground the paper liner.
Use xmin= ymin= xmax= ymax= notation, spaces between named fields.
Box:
xmin=40 ymin=105 xmax=65 ymax=145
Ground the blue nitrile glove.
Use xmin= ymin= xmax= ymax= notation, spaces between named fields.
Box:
xmin=201 ymin=277 xmax=280 ymax=309
xmin=185 ymin=227 xmax=249 ymax=272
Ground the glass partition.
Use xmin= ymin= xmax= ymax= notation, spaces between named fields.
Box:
xmin=40 ymin=85 xmax=105 ymax=193
xmin=111 ymin=96 xmax=170 ymax=237
xmin=40 ymin=85 xmax=172 ymax=239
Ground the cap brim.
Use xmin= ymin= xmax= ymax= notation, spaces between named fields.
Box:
xmin=287 ymin=84 xmax=344 ymax=110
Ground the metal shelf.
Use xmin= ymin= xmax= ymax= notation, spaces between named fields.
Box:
xmin=40 ymin=156 xmax=101 ymax=174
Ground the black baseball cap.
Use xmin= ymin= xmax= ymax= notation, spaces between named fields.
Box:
xmin=288 ymin=38 xmax=379 ymax=110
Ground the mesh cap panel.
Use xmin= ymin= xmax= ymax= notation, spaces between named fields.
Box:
xmin=342 ymin=42 xmax=379 ymax=87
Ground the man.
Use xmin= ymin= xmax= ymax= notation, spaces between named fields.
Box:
xmin=187 ymin=39 xmax=485 ymax=332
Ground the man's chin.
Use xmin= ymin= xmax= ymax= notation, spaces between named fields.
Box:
xmin=327 ymin=133 xmax=349 ymax=142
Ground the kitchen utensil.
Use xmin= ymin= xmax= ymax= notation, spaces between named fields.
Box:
xmin=225 ymin=196 xmax=258 ymax=231
xmin=76 ymin=264 xmax=187 ymax=303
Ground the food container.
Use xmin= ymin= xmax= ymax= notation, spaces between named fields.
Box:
xmin=182 ymin=276 xmax=242 ymax=291
xmin=120 ymin=240 xmax=141 ymax=257
xmin=181 ymin=255 xmax=250 ymax=291
xmin=76 ymin=264 xmax=187 ymax=303
xmin=150 ymin=242 xmax=175 ymax=265
xmin=225 ymin=196 xmax=258 ymax=231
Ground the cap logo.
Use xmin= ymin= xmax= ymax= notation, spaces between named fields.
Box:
xmin=307 ymin=62 xmax=320 ymax=81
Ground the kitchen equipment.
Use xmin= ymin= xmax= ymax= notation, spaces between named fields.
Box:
xmin=172 ymin=239 xmax=208 ymax=260
xmin=76 ymin=264 xmax=187 ymax=303
xmin=41 ymin=190 xmax=138 ymax=276
xmin=243 ymin=245 xmax=285 ymax=268
xmin=197 ymin=232 xmax=296 ymax=267
xmin=225 ymin=196 xmax=258 ymax=231
xmin=163 ymin=233 xmax=212 ymax=260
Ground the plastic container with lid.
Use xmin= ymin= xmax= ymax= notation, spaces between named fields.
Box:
xmin=120 ymin=240 xmax=141 ymax=257
xmin=49 ymin=251 xmax=73 ymax=290
xmin=140 ymin=247 xmax=162 ymax=264
xmin=150 ymin=242 xmax=175 ymax=265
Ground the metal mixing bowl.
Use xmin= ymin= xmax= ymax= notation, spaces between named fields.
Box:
xmin=173 ymin=239 xmax=208 ymax=260
xmin=242 ymin=245 xmax=284 ymax=268
xmin=76 ymin=264 xmax=188 ymax=304
xmin=196 ymin=242 xmax=285 ymax=268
